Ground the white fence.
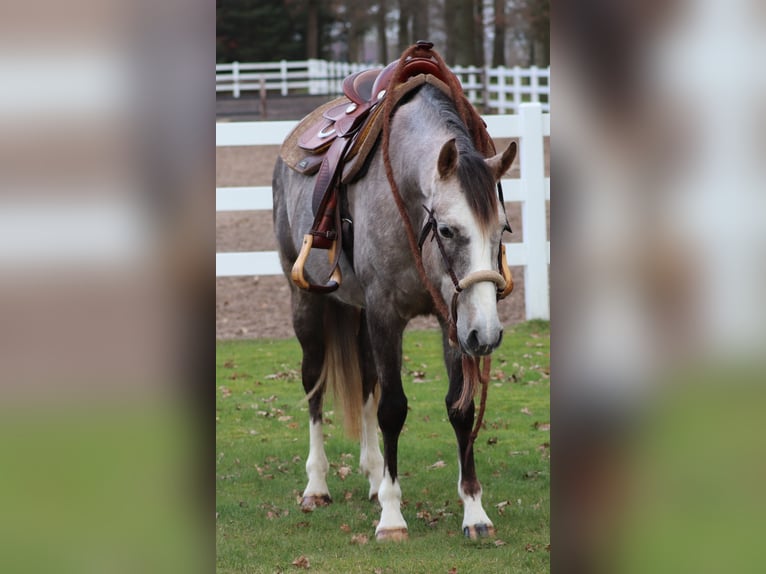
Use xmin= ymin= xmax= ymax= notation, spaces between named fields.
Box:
xmin=216 ymin=60 xmax=550 ymax=113
xmin=216 ymin=103 xmax=550 ymax=320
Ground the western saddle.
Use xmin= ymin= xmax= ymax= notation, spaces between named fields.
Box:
xmin=280 ymin=41 xmax=461 ymax=293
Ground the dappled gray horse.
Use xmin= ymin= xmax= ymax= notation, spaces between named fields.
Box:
xmin=272 ymin=52 xmax=516 ymax=541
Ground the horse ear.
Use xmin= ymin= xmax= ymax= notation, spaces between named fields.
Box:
xmin=437 ymin=138 xmax=458 ymax=179
xmin=485 ymin=141 xmax=517 ymax=181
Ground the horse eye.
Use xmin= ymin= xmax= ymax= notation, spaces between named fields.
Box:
xmin=438 ymin=225 xmax=454 ymax=239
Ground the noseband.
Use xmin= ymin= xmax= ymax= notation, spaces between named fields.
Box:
xmin=417 ymin=205 xmax=513 ymax=325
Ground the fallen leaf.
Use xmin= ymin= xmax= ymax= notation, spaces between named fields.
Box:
xmin=494 ymin=539 xmax=507 ymax=547
xmin=533 ymin=421 xmax=551 ymax=431
xmin=278 ymin=415 xmax=293 ymax=422
xmin=495 ymin=500 xmax=510 ymax=515
xmin=487 ymin=437 xmax=498 ymax=445
xmin=340 ymin=524 xmax=351 ymax=533
xmin=520 ymin=407 xmax=533 ymax=416
xmin=219 ymin=386 xmax=232 ymax=398
xmin=448 ymin=568 xmax=458 ymax=574
xmin=525 ymin=543 xmax=536 ymax=552
xmin=350 ymin=533 xmax=369 ymax=545
xmin=292 ymin=555 xmax=310 ymax=568
xmin=428 ymin=460 xmax=446 ymax=469
xmin=337 ymin=465 xmax=352 ymax=480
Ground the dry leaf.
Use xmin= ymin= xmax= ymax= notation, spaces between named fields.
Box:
xmin=292 ymin=555 xmax=310 ymax=568
xmin=494 ymin=539 xmax=507 ymax=547
xmin=337 ymin=465 xmax=352 ymax=480
xmin=520 ymin=407 xmax=532 ymax=416
xmin=533 ymin=421 xmax=551 ymax=431
xmin=428 ymin=460 xmax=446 ymax=469
xmin=340 ymin=524 xmax=351 ymax=533
xmin=350 ymin=533 xmax=369 ymax=545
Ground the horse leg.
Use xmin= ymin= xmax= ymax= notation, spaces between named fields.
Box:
xmin=357 ymin=311 xmax=383 ymax=501
xmin=365 ymin=310 xmax=409 ymax=541
xmin=292 ymin=292 xmax=332 ymax=511
xmin=442 ymin=329 xmax=495 ymax=539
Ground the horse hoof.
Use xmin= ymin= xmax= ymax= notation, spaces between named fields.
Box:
xmin=300 ymin=494 xmax=332 ymax=512
xmin=375 ymin=528 xmax=409 ymax=542
xmin=463 ymin=524 xmax=496 ymax=540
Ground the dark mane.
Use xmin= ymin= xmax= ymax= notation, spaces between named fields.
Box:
xmin=419 ymin=84 xmax=498 ymax=228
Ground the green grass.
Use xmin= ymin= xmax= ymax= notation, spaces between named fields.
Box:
xmin=216 ymin=320 xmax=550 ymax=573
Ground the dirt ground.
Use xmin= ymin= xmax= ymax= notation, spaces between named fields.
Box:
xmin=216 ymin=96 xmax=547 ymax=340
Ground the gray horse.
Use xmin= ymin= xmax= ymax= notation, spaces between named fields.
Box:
xmin=272 ymin=82 xmax=516 ymax=541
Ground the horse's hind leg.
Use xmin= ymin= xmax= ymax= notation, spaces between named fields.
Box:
xmin=442 ymin=328 xmax=495 ymax=539
xmin=358 ymin=311 xmax=383 ymax=501
xmin=292 ymin=292 xmax=331 ymax=511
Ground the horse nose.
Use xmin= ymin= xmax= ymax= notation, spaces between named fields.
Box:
xmin=465 ymin=328 xmax=503 ymax=356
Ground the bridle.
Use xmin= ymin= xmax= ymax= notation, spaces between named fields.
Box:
xmin=417 ymin=193 xmax=514 ymax=328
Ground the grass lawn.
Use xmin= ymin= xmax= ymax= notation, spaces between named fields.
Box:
xmin=216 ymin=320 xmax=550 ymax=573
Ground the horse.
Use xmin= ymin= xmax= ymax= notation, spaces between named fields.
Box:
xmin=272 ymin=49 xmax=517 ymax=541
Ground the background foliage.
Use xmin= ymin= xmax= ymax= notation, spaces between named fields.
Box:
xmin=216 ymin=0 xmax=550 ymax=66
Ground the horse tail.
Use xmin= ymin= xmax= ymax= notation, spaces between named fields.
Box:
xmin=307 ymin=302 xmax=363 ymax=439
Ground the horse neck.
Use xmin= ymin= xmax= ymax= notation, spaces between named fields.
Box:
xmin=387 ymin=93 xmax=461 ymax=212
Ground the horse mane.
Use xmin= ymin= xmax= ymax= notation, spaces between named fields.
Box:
xmin=418 ymin=84 xmax=499 ymax=230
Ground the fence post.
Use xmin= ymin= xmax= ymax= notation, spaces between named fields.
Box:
xmin=232 ymin=61 xmax=240 ymax=98
xmin=530 ymin=66 xmax=539 ymax=105
xmin=519 ymin=103 xmax=549 ymax=320
xmin=308 ymin=59 xmax=321 ymax=95
xmin=512 ymin=66 xmax=521 ymax=112
xmin=280 ymin=60 xmax=288 ymax=96
xmin=496 ymin=66 xmax=506 ymax=113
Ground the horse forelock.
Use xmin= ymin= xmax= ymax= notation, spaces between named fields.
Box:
xmin=417 ymin=85 xmax=498 ymax=232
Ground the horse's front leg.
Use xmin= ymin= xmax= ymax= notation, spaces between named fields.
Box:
xmin=358 ymin=312 xmax=384 ymax=501
xmin=365 ymin=310 xmax=409 ymax=541
xmin=443 ymin=339 xmax=495 ymax=539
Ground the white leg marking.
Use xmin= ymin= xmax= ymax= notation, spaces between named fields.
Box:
xmin=375 ymin=471 xmax=407 ymax=535
xmin=359 ymin=394 xmax=384 ymax=499
xmin=303 ymin=420 xmax=330 ymax=498
xmin=458 ymin=462 xmax=493 ymax=532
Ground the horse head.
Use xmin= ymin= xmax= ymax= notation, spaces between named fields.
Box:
xmin=422 ymin=137 xmax=517 ymax=356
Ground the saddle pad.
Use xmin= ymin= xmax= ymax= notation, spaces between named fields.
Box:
xmin=280 ymin=96 xmax=348 ymax=175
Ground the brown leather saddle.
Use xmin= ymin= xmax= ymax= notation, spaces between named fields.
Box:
xmin=280 ymin=41 xmax=458 ymax=293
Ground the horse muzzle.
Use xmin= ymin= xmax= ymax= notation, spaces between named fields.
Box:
xmin=461 ymin=326 xmax=504 ymax=356
xmin=453 ymin=270 xmax=506 ymax=356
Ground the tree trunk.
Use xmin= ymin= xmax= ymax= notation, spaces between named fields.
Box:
xmin=473 ymin=0 xmax=485 ymax=67
xmin=306 ymin=0 xmax=319 ymax=59
xmin=412 ymin=0 xmax=429 ymax=43
xmin=398 ymin=0 xmax=411 ymax=53
xmin=377 ymin=0 xmax=388 ymax=63
xmin=492 ymin=0 xmax=506 ymax=66
xmin=445 ymin=0 xmax=475 ymax=65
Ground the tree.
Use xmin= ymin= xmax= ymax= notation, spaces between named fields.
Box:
xmin=510 ymin=0 xmax=550 ymax=67
xmin=444 ymin=0 xmax=478 ymax=66
xmin=492 ymin=0 xmax=507 ymax=67
xmin=216 ymin=0 xmax=306 ymax=62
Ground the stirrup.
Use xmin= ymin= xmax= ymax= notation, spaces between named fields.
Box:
xmin=291 ymin=234 xmax=343 ymax=293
